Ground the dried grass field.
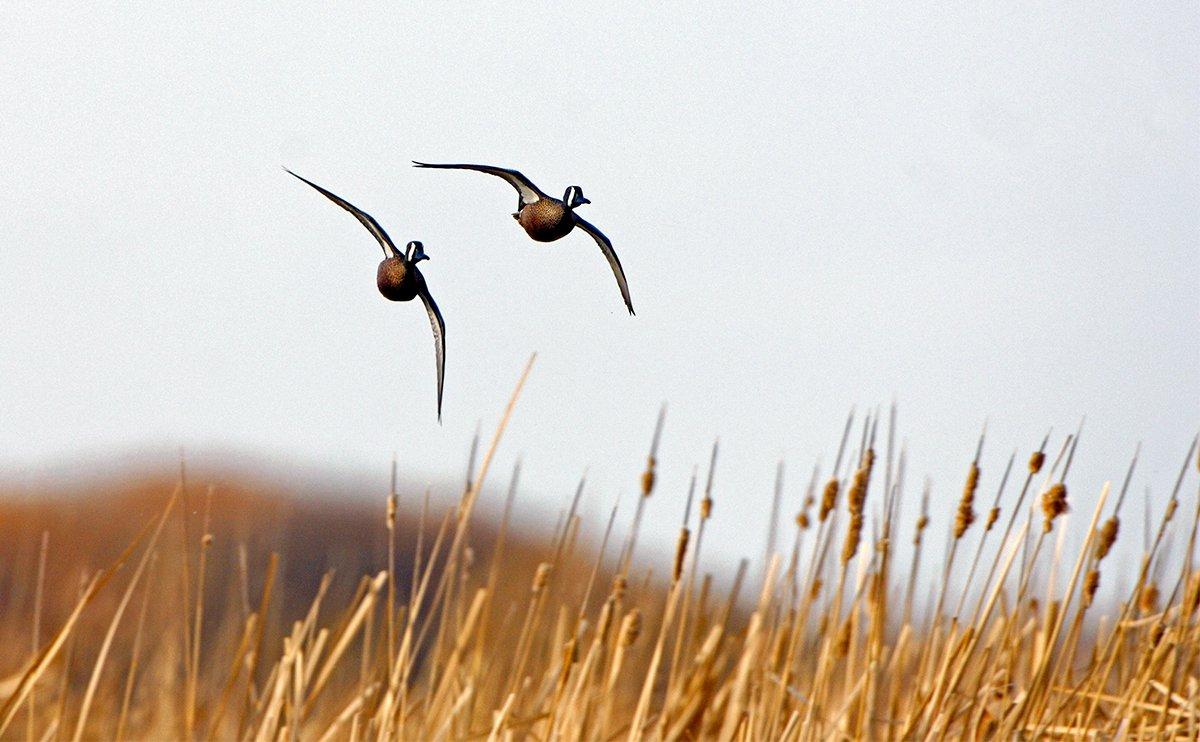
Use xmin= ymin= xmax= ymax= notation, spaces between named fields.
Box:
xmin=1 ymin=367 xmax=1199 ymax=740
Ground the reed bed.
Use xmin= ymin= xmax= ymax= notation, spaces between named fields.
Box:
xmin=1 ymin=365 xmax=1199 ymax=740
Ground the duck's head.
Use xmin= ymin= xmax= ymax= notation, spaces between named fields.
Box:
xmin=564 ymin=185 xmax=591 ymax=209
xmin=405 ymin=240 xmax=430 ymax=263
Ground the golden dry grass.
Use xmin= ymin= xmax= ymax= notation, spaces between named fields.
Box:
xmin=1 ymin=366 xmax=1199 ymax=740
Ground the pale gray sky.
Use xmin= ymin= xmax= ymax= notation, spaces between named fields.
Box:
xmin=1 ymin=3 xmax=1197 ymax=571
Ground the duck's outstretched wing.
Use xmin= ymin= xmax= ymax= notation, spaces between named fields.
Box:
xmin=286 ymin=169 xmax=397 ymax=258
xmin=412 ymin=161 xmax=546 ymax=206
xmin=418 ymin=285 xmax=446 ymax=421
xmin=574 ymin=216 xmax=634 ymax=315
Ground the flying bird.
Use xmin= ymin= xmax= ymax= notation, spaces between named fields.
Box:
xmin=286 ymin=169 xmax=446 ymax=420
xmin=412 ymin=162 xmax=634 ymax=315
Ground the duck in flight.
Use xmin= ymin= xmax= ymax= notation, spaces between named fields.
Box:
xmin=286 ymin=169 xmax=446 ymax=420
xmin=412 ymin=162 xmax=634 ymax=315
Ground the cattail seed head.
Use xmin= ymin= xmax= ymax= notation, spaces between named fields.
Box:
xmin=619 ymin=609 xmax=642 ymax=646
xmin=1083 ymin=569 xmax=1100 ymax=608
xmin=796 ymin=512 xmax=810 ymax=530
xmin=1139 ymin=582 xmax=1159 ymax=615
xmin=700 ymin=497 xmax=713 ymax=520
xmin=985 ymin=507 xmax=1000 ymax=531
xmin=532 ymin=562 xmax=552 ymax=593
xmin=672 ymin=528 xmax=690 ymax=582
xmin=810 ymin=578 xmax=823 ymax=600
xmin=1094 ymin=517 xmax=1119 ymax=561
xmin=1029 ymin=451 xmax=1045 ymax=474
xmin=1164 ymin=498 xmax=1178 ymax=523
xmin=611 ymin=575 xmax=627 ymax=601
xmin=841 ymin=450 xmax=875 ymax=564
xmin=1041 ymin=483 xmax=1068 ymax=532
xmin=640 ymin=456 xmax=656 ymax=497
xmin=819 ymin=478 xmax=839 ymax=522
xmin=1150 ymin=624 xmax=1165 ymax=646
xmin=835 ymin=618 xmax=852 ymax=656
xmin=914 ymin=514 xmax=929 ymax=546
xmin=954 ymin=462 xmax=980 ymax=539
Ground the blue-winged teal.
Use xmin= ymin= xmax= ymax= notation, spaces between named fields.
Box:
xmin=412 ymin=162 xmax=634 ymax=315
xmin=286 ymin=169 xmax=446 ymax=420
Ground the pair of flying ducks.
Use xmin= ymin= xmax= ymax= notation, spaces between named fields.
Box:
xmin=286 ymin=162 xmax=634 ymax=420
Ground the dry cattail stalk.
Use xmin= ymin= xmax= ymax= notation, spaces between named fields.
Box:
xmin=819 ymin=478 xmax=839 ymax=522
xmin=619 ymin=609 xmax=642 ymax=646
xmin=954 ymin=462 xmax=980 ymax=539
xmin=640 ymin=456 xmax=657 ymax=497
xmin=1029 ymin=450 xmax=1046 ymax=474
xmin=1082 ymin=569 xmax=1100 ymax=608
xmin=1094 ymin=517 xmax=1119 ymax=561
xmin=1185 ymin=571 xmax=1200 ymax=616
xmin=1139 ymin=583 xmax=1159 ymax=615
xmin=386 ymin=494 xmax=397 ymax=530
xmin=841 ymin=450 xmax=875 ymax=564
xmin=1041 ymin=483 xmax=1068 ymax=533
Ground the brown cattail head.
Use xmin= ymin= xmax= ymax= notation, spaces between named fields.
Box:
xmin=700 ymin=496 xmax=713 ymax=520
xmin=819 ymin=478 xmax=840 ymax=522
xmin=532 ymin=562 xmax=552 ymax=593
xmin=954 ymin=462 xmax=981 ymax=539
xmin=1150 ymin=624 xmax=1165 ymax=647
xmin=672 ymin=528 xmax=691 ymax=582
xmin=914 ymin=514 xmax=930 ymax=546
xmin=386 ymin=494 xmax=397 ymax=530
xmin=810 ymin=578 xmax=824 ymax=600
xmin=1094 ymin=517 xmax=1119 ymax=561
xmin=1083 ymin=569 xmax=1100 ymax=608
xmin=835 ymin=618 xmax=852 ymax=656
xmin=796 ymin=512 xmax=810 ymax=530
xmin=985 ymin=506 xmax=1000 ymax=531
xmin=640 ymin=456 xmax=657 ymax=497
xmin=841 ymin=513 xmax=863 ymax=565
xmin=611 ymin=574 xmax=627 ymax=602
xmin=841 ymin=450 xmax=875 ymax=564
xmin=1041 ymin=483 xmax=1068 ymax=532
xmin=1139 ymin=582 xmax=1159 ymax=615
xmin=1164 ymin=498 xmax=1178 ymax=523
xmin=1029 ymin=450 xmax=1045 ymax=474
xmin=619 ymin=609 xmax=642 ymax=646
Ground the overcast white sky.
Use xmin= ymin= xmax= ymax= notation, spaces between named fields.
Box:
xmin=1 ymin=3 xmax=1197 ymax=572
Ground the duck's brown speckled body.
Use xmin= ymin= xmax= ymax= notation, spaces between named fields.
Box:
xmin=516 ymin=198 xmax=575 ymax=242
xmin=376 ymin=257 xmax=425 ymax=301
